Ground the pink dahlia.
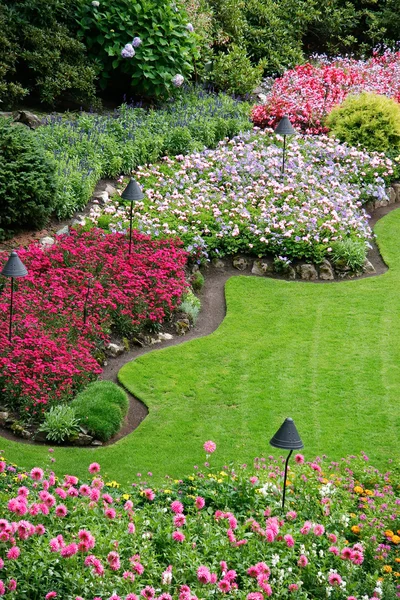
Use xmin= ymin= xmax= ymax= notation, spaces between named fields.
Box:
xmin=88 ymin=462 xmax=100 ymax=473
xmin=203 ymin=441 xmax=216 ymax=454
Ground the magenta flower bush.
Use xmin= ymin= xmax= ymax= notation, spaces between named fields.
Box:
xmin=0 ymin=448 xmax=399 ymax=599
xmin=251 ymin=49 xmax=400 ymax=134
xmin=0 ymin=229 xmax=188 ymax=419
xmin=88 ymin=130 xmax=396 ymax=264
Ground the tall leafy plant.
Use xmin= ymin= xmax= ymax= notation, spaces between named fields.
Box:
xmin=77 ymin=0 xmax=200 ymax=97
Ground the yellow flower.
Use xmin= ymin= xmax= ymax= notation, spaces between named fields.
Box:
xmin=122 ymin=494 xmax=130 ymax=500
xmin=217 ymin=479 xmax=222 ymax=483
xmin=174 ymin=479 xmax=180 ymax=484
xmin=394 ymin=572 xmax=400 ymax=577
xmin=365 ymin=489 xmax=373 ymax=496
xmin=320 ymin=478 xmax=329 ymax=484
xmin=354 ymin=486 xmax=364 ymax=494
xmin=188 ymin=476 xmax=194 ymax=481
xmin=220 ymin=471 xmax=228 ymax=477
xmin=383 ymin=565 xmax=392 ymax=574
xmin=351 ymin=526 xmax=360 ymax=534
xmin=350 ymin=513 xmax=356 ymax=518
xmin=164 ymin=489 xmax=172 ymax=494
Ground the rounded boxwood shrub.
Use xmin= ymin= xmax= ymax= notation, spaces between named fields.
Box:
xmin=326 ymin=92 xmax=400 ymax=153
xmin=71 ymin=380 xmax=129 ymax=442
xmin=0 ymin=119 xmax=57 ymax=240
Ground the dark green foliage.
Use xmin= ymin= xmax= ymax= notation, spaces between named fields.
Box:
xmin=326 ymin=92 xmax=400 ymax=153
xmin=0 ymin=120 xmax=57 ymax=240
xmin=0 ymin=0 xmax=97 ymax=108
xmin=210 ymin=45 xmax=265 ymax=95
xmin=304 ymin=0 xmax=400 ymax=56
xmin=77 ymin=0 xmax=199 ymax=98
xmin=71 ymin=380 xmax=129 ymax=442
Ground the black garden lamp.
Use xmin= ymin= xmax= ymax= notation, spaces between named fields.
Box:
xmin=83 ymin=276 xmax=94 ymax=325
xmin=270 ymin=417 xmax=303 ymax=510
xmin=1 ymin=250 xmax=28 ymax=342
xmin=274 ymin=116 xmax=296 ymax=176
xmin=121 ymin=177 xmax=144 ymax=255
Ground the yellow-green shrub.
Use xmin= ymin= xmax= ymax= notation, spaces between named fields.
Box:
xmin=326 ymin=92 xmax=400 ymax=153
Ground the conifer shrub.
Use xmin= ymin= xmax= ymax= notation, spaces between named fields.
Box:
xmin=326 ymin=92 xmax=400 ymax=153
xmin=0 ymin=119 xmax=57 ymax=240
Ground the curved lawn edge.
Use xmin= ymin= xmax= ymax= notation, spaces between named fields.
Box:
xmin=0 ymin=206 xmax=399 ymax=486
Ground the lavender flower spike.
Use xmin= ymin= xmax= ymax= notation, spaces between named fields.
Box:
xmin=121 ymin=44 xmax=135 ymax=59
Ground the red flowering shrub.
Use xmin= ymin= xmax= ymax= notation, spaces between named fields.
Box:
xmin=0 ymin=229 xmax=188 ymax=418
xmin=251 ymin=49 xmax=400 ymax=134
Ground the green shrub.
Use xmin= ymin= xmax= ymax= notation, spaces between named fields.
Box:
xmin=0 ymin=120 xmax=57 ymax=240
xmin=77 ymin=0 xmax=199 ymax=98
xmin=179 ymin=291 xmax=201 ymax=323
xmin=71 ymin=381 xmax=129 ymax=442
xmin=326 ymin=92 xmax=400 ymax=154
xmin=330 ymin=239 xmax=367 ymax=272
xmin=38 ymin=405 xmax=80 ymax=443
xmin=0 ymin=0 xmax=98 ymax=109
xmin=163 ymin=127 xmax=195 ymax=156
xmin=190 ymin=271 xmax=205 ymax=291
xmin=210 ymin=46 xmax=264 ymax=96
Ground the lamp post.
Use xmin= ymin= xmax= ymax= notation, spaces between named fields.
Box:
xmin=83 ymin=276 xmax=94 ymax=325
xmin=274 ymin=116 xmax=296 ymax=176
xmin=121 ymin=177 xmax=145 ymax=255
xmin=1 ymin=250 xmax=28 ymax=342
xmin=270 ymin=417 xmax=303 ymax=510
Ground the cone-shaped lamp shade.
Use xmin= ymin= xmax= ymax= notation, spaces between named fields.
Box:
xmin=274 ymin=116 xmax=296 ymax=136
xmin=270 ymin=417 xmax=304 ymax=450
xmin=1 ymin=251 xmax=28 ymax=278
xmin=121 ymin=177 xmax=144 ymax=202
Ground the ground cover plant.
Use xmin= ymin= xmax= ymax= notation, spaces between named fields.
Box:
xmin=0 ymin=229 xmax=188 ymax=421
xmin=251 ymin=49 xmax=400 ymax=134
xmin=1 ymin=209 xmax=400 ymax=484
xmin=87 ymin=129 xmax=396 ymax=265
xmin=34 ymin=88 xmax=251 ymax=219
xmin=0 ymin=448 xmax=398 ymax=599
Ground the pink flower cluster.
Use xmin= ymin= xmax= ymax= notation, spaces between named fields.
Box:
xmin=0 ymin=229 xmax=188 ymax=415
xmin=252 ymin=49 xmax=400 ymax=133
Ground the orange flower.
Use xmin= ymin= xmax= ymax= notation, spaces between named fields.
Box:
xmin=354 ymin=486 xmax=364 ymax=494
xmin=385 ymin=530 xmax=394 ymax=538
xmin=392 ymin=535 xmax=400 ymax=545
xmin=351 ymin=525 xmax=361 ymax=534
xmin=395 ymin=558 xmax=400 ymax=563
xmin=383 ymin=565 xmax=392 ymax=573
xmin=395 ymin=572 xmax=400 ymax=577
xmin=365 ymin=489 xmax=373 ymax=496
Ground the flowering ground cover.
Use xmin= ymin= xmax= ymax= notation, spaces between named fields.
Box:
xmin=1 ymin=210 xmax=400 ymax=485
xmin=0 ymin=229 xmax=188 ymax=420
xmin=86 ymin=129 xmax=397 ymax=265
xmin=0 ymin=448 xmax=398 ymax=599
xmin=251 ymin=49 xmax=400 ymax=134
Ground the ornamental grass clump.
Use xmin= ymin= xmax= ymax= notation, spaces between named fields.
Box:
xmin=326 ymin=92 xmax=400 ymax=153
xmin=71 ymin=381 xmax=129 ymax=442
xmin=0 ymin=447 xmax=398 ymax=599
xmin=89 ymin=129 xmax=395 ymax=264
xmin=0 ymin=229 xmax=188 ymax=420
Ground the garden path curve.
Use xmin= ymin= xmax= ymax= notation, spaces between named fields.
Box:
xmin=98 ymin=203 xmax=397 ymax=445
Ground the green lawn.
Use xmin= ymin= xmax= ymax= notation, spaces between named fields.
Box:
xmin=2 ymin=209 xmax=400 ymax=484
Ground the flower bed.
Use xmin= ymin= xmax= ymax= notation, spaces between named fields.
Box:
xmin=0 ymin=448 xmax=399 ymax=599
xmin=251 ymin=49 xmax=400 ymax=134
xmin=0 ymin=230 xmax=188 ymax=419
xmin=87 ymin=130 xmax=396 ymax=265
